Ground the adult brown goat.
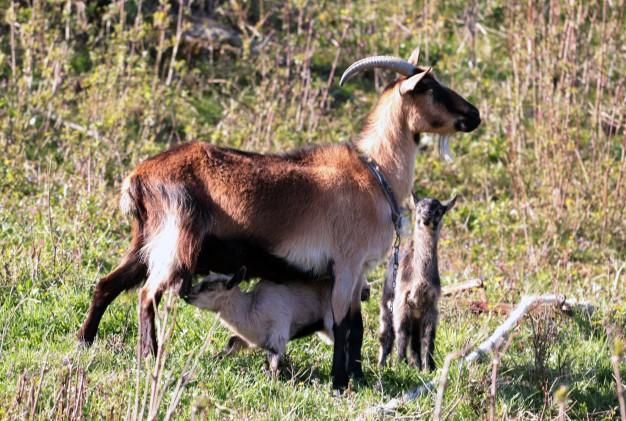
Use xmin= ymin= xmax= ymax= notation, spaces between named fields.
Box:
xmin=77 ymin=48 xmax=480 ymax=389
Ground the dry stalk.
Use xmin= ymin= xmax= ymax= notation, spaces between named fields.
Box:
xmin=129 ymin=290 xmax=219 ymax=421
xmin=610 ymin=336 xmax=626 ymax=421
xmin=442 ymin=278 xmax=483 ymax=296
xmin=432 ymin=343 xmax=474 ymax=421
xmin=30 ymin=353 xmax=48 ymax=420
xmin=166 ymin=0 xmax=186 ymax=86
xmin=488 ymin=344 xmax=500 ymax=421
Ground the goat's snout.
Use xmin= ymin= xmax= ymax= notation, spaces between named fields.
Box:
xmin=181 ymin=283 xmax=205 ymax=303
xmin=455 ymin=106 xmax=481 ymax=132
xmin=181 ymin=289 xmax=194 ymax=303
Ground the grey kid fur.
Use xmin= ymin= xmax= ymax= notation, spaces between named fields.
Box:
xmin=378 ymin=195 xmax=457 ymax=369
xmin=184 ymin=267 xmax=369 ymax=375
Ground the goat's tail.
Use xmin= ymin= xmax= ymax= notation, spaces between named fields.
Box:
xmin=119 ymin=174 xmax=144 ymax=218
xmin=119 ymin=173 xmax=201 ymax=274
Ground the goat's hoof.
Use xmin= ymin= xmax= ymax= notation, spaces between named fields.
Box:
xmin=331 ymin=375 xmax=349 ymax=392
xmin=352 ymin=375 xmax=367 ymax=387
xmin=360 ymin=284 xmax=371 ymax=301
xmin=76 ymin=337 xmax=93 ymax=350
xmin=350 ymin=366 xmax=365 ymax=383
xmin=76 ymin=329 xmax=95 ymax=347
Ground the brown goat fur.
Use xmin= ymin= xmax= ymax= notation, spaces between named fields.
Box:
xmin=378 ymin=195 xmax=456 ymax=370
xmin=77 ymin=51 xmax=479 ymax=389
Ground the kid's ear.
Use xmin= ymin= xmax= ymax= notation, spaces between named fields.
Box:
xmin=442 ymin=195 xmax=458 ymax=212
xmin=226 ymin=266 xmax=247 ymax=289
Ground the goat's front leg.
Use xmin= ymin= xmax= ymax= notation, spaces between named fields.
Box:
xmin=347 ymin=276 xmax=365 ymax=382
xmin=330 ymin=261 xmax=357 ymax=391
xmin=394 ymin=308 xmax=412 ymax=364
xmin=265 ymin=335 xmax=287 ymax=378
xmin=267 ymin=351 xmax=282 ymax=378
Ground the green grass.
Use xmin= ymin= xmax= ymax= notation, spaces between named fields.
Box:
xmin=1 ymin=0 xmax=625 ymax=419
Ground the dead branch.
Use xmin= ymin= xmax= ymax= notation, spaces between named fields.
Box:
xmin=451 ymin=300 xmax=512 ymax=315
xmin=361 ymin=294 xmax=594 ymax=417
xmin=42 ymin=110 xmax=105 ymax=141
xmin=465 ymin=295 xmax=592 ymax=363
xmin=442 ymin=278 xmax=483 ymax=296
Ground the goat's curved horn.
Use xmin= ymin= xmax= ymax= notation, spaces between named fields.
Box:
xmin=339 ymin=56 xmax=416 ymax=86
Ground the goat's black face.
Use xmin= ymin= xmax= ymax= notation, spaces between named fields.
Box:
xmin=414 ymin=196 xmax=457 ymax=229
xmin=402 ymin=70 xmax=481 ymax=135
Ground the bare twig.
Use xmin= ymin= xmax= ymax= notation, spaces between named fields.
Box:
xmin=442 ymin=278 xmax=483 ymax=296
xmin=433 ymin=343 xmax=473 ymax=421
xmin=166 ymin=0 xmax=185 ymax=86
xmin=30 ymin=353 xmax=48 ymax=420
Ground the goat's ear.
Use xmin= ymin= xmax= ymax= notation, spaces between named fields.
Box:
xmin=441 ymin=195 xmax=458 ymax=213
xmin=407 ymin=47 xmax=420 ymax=66
xmin=226 ymin=266 xmax=247 ymax=289
xmin=399 ymin=67 xmax=431 ymax=95
xmin=411 ymin=192 xmax=420 ymax=207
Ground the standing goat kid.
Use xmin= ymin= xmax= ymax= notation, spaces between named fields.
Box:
xmin=77 ymin=47 xmax=480 ymax=389
xmin=378 ymin=195 xmax=456 ymax=370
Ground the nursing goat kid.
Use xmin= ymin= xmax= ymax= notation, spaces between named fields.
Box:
xmin=77 ymin=47 xmax=480 ymax=389
xmin=183 ymin=266 xmax=369 ymax=376
xmin=378 ymin=195 xmax=456 ymax=370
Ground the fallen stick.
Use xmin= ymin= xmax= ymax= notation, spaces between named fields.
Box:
xmin=361 ymin=294 xmax=594 ymax=417
xmin=465 ymin=294 xmax=592 ymax=364
xmin=442 ymin=278 xmax=483 ymax=296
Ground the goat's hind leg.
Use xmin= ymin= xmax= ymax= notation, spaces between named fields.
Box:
xmin=139 ymin=266 xmax=194 ymax=357
xmin=77 ymin=244 xmax=146 ymax=346
xmin=409 ymin=317 xmax=422 ymax=369
xmin=394 ymin=311 xmax=412 ymax=364
xmin=139 ymin=210 xmax=203 ymax=357
xmin=224 ymin=336 xmax=248 ymax=356
xmin=421 ymin=308 xmax=438 ymax=371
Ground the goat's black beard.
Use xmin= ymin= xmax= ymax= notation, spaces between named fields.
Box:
xmin=413 ymin=132 xmax=421 ymax=145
